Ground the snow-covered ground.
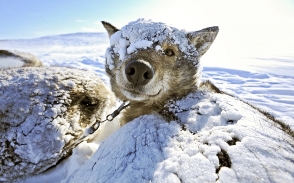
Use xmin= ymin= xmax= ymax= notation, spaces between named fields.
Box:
xmin=1 ymin=32 xmax=293 ymax=182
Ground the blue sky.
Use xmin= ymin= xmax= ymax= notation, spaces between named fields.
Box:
xmin=0 ymin=0 xmax=174 ymax=39
xmin=1 ymin=0 xmax=293 ymax=39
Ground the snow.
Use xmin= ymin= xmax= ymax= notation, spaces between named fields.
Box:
xmin=65 ymin=142 xmax=98 ymax=179
xmin=203 ymin=67 xmax=294 ymax=124
xmin=105 ymin=19 xmax=198 ymax=70
xmin=0 ymin=24 xmax=293 ymax=182
xmin=127 ymin=40 xmax=153 ymax=54
xmin=64 ymin=90 xmax=294 ymax=182
xmin=155 ymin=45 xmax=163 ymax=51
xmin=0 ymin=57 xmax=24 ymax=68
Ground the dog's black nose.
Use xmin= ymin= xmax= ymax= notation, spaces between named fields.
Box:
xmin=125 ymin=60 xmax=154 ymax=85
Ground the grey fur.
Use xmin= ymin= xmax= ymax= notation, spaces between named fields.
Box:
xmin=187 ymin=26 xmax=219 ymax=57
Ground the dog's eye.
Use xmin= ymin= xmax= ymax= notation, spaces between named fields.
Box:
xmin=165 ymin=49 xmax=174 ymax=56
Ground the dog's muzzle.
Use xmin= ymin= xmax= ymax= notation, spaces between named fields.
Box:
xmin=125 ymin=60 xmax=154 ymax=85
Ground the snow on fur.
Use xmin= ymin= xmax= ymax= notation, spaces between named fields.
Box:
xmin=64 ymin=89 xmax=294 ymax=183
xmin=105 ymin=18 xmax=198 ymax=70
xmin=0 ymin=67 xmax=115 ymax=181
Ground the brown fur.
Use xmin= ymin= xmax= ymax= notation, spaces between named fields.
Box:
xmin=108 ymin=47 xmax=202 ymax=124
xmin=200 ymin=80 xmax=223 ymax=94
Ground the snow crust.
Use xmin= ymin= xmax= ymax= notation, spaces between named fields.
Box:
xmin=64 ymin=89 xmax=294 ymax=183
xmin=105 ymin=18 xmax=198 ymax=69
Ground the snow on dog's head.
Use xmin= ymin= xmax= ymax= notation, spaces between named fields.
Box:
xmin=103 ymin=19 xmax=218 ymax=103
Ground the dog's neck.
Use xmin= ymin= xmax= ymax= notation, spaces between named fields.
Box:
xmin=119 ymin=81 xmax=222 ymax=125
xmin=119 ymin=85 xmax=199 ymax=125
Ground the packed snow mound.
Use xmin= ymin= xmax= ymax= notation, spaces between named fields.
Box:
xmin=105 ymin=18 xmax=198 ymax=70
xmin=0 ymin=49 xmax=42 ymax=68
xmin=64 ymin=89 xmax=294 ymax=183
xmin=0 ymin=67 xmax=116 ymax=181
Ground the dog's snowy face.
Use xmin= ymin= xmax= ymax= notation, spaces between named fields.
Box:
xmin=103 ymin=19 xmax=218 ymax=103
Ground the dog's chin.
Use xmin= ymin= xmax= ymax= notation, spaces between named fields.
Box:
xmin=121 ymin=88 xmax=161 ymax=102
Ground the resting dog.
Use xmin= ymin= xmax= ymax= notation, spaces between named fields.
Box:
xmin=0 ymin=67 xmax=115 ymax=181
xmin=102 ymin=19 xmax=218 ymax=125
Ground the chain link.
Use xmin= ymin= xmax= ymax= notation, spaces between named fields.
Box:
xmin=64 ymin=101 xmax=129 ymax=153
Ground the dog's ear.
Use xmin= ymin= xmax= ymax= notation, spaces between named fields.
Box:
xmin=187 ymin=26 xmax=219 ymax=57
xmin=101 ymin=21 xmax=120 ymax=38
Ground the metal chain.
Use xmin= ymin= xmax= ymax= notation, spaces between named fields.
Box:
xmin=64 ymin=101 xmax=129 ymax=152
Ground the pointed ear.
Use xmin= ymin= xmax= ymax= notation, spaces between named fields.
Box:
xmin=187 ymin=26 xmax=219 ymax=57
xmin=101 ymin=21 xmax=120 ymax=38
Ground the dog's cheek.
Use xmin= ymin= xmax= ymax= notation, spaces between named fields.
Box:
xmin=112 ymin=84 xmax=127 ymax=101
xmin=174 ymin=59 xmax=198 ymax=90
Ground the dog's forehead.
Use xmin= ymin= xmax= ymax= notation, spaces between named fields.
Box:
xmin=120 ymin=19 xmax=187 ymax=43
xmin=105 ymin=19 xmax=199 ymax=69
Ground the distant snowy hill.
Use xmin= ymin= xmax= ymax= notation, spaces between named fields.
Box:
xmin=0 ymin=33 xmax=110 ymax=83
xmin=0 ymin=32 xmax=293 ymax=182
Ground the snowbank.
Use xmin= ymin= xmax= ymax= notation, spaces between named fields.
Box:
xmin=0 ymin=67 xmax=116 ymax=181
xmin=64 ymin=89 xmax=294 ymax=183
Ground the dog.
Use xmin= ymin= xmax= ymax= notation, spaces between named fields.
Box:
xmin=0 ymin=67 xmax=116 ymax=181
xmin=102 ymin=18 xmax=218 ymax=125
xmin=101 ymin=18 xmax=293 ymax=138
